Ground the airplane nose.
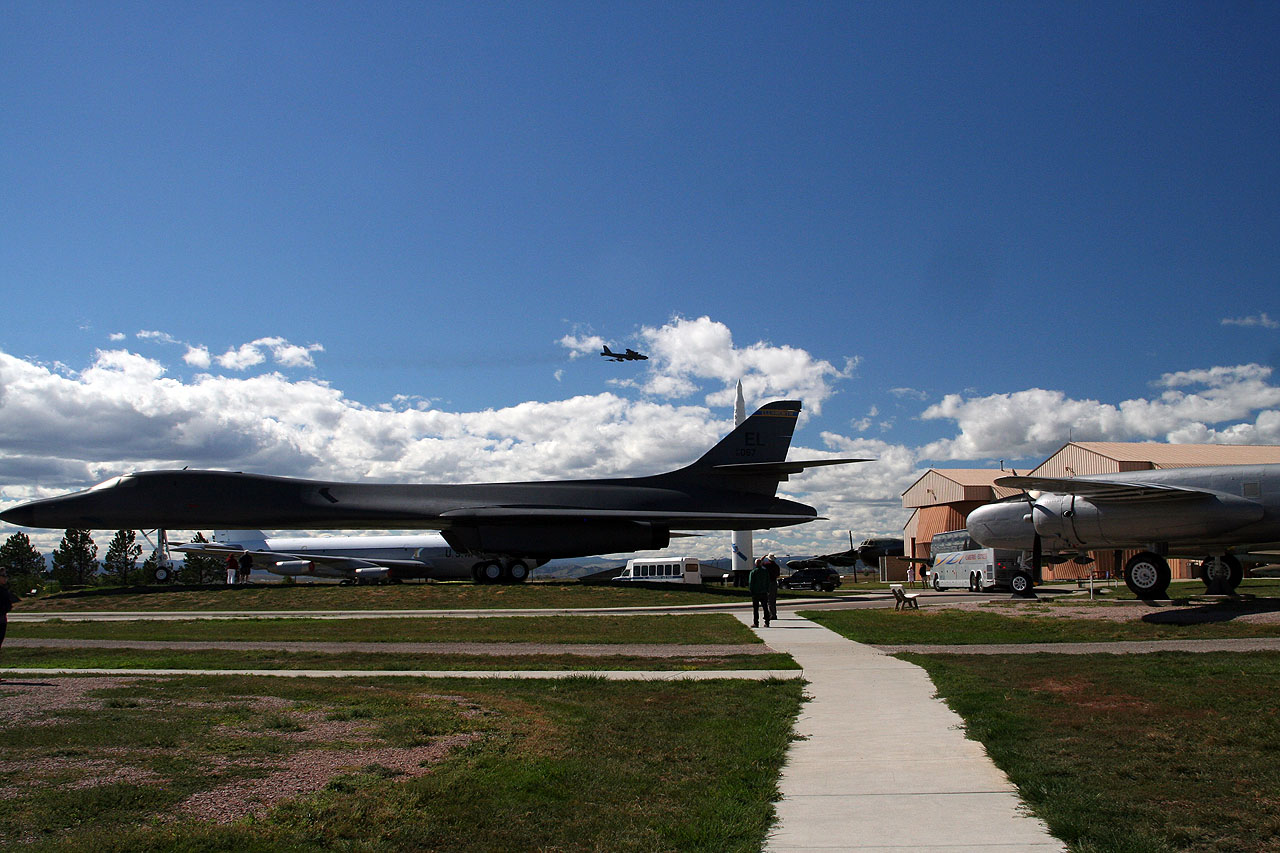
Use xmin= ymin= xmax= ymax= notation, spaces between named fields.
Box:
xmin=0 ymin=503 xmax=36 ymax=527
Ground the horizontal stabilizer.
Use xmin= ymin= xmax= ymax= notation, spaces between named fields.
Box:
xmin=710 ymin=458 xmax=871 ymax=480
xmin=995 ymin=475 xmax=1213 ymax=503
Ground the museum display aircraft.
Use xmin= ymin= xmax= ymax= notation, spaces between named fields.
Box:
xmin=173 ymin=530 xmax=524 ymax=584
xmin=600 ymin=346 xmax=648 ymax=362
xmin=2 ymin=400 xmax=865 ymax=564
xmin=965 ymin=464 xmax=1280 ymax=598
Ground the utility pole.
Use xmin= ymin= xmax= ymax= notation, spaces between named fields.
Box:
xmin=731 ymin=381 xmax=753 ymax=586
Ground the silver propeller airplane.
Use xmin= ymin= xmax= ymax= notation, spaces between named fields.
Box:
xmin=2 ymin=401 xmax=865 ymax=567
xmin=966 ymin=464 xmax=1280 ymax=598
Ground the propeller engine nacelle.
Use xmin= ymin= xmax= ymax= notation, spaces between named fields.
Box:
xmin=968 ymin=491 xmax=1264 ymax=551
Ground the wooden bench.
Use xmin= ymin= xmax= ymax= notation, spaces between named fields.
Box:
xmin=891 ymin=583 xmax=919 ymax=610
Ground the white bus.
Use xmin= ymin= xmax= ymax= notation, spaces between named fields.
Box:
xmin=929 ymin=530 xmax=1033 ymax=594
xmin=613 ymin=556 xmax=702 ymax=584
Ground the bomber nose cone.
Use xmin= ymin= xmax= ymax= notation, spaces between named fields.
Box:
xmin=0 ymin=502 xmax=36 ymax=527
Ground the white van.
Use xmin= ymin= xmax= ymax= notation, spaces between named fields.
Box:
xmin=613 ymin=556 xmax=702 ymax=584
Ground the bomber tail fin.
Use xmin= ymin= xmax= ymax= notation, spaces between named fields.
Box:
xmin=214 ymin=530 xmax=269 ymax=549
xmin=662 ymin=400 xmax=869 ymax=496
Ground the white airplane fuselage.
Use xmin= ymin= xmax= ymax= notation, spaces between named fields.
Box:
xmin=202 ymin=530 xmax=527 ymax=584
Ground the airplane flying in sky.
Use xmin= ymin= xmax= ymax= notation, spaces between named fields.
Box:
xmin=2 ymin=401 xmax=865 ymax=564
xmin=600 ymin=345 xmax=648 ymax=362
xmin=173 ymin=530 xmax=521 ymax=584
xmin=965 ymin=464 xmax=1280 ymax=598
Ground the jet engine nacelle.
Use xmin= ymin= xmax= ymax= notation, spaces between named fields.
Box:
xmin=271 ymin=560 xmax=347 ymax=579
xmin=354 ymin=567 xmax=392 ymax=582
xmin=442 ymin=521 xmax=670 ymax=559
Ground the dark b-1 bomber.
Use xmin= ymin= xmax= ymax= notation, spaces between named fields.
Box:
xmin=1 ymin=401 xmax=865 ymax=561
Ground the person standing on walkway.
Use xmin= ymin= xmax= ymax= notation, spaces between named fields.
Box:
xmin=749 ymin=559 xmax=771 ymax=627
xmin=225 ymin=555 xmax=238 ymax=586
xmin=760 ymin=554 xmax=781 ymax=621
xmin=0 ymin=571 xmax=17 ymax=655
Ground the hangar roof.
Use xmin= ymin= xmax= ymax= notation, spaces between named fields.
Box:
xmin=1032 ymin=442 xmax=1280 ymax=476
xmin=902 ymin=468 xmax=1021 ymax=508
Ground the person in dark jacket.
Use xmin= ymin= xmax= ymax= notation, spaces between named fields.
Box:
xmin=0 ymin=571 xmax=16 ymax=654
xmin=761 ymin=554 xmax=781 ymax=621
xmin=748 ymin=561 xmax=770 ymax=628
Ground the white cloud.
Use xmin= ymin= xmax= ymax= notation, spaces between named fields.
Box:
xmin=558 ymin=333 xmax=606 ymax=358
xmin=920 ymin=364 xmax=1280 ymax=461
xmin=137 ymin=330 xmax=181 ymax=345
xmin=213 ymin=337 xmax=323 ymax=371
xmin=183 ymin=346 xmax=212 ymax=368
xmin=637 ymin=315 xmax=855 ymax=414
xmin=1222 ymin=313 xmax=1279 ymax=330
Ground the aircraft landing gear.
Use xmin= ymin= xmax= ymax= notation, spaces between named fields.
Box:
xmin=472 ymin=559 xmax=531 ymax=584
xmin=1124 ymin=551 xmax=1171 ymax=599
xmin=1199 ymin=554 xmax=1243 ymax=595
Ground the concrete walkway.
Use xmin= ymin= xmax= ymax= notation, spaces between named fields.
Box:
xmin=740 ymin=611 xmax=1064 ymax=853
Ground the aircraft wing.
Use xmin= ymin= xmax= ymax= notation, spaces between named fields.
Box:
xmin=172 ymin=543 xmax=423 ymax=572
xmin=436 ymin=507 xmax=823 ymax=528
xmin=994 ymin=475 xmax=1215 ymax=503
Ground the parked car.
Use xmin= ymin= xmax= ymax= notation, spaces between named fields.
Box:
xmin=779 ymin=566 xmax=842 ymax=592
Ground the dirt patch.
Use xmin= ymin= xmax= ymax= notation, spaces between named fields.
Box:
xmin=178 ymin=732 xmax=479 ymax=823
xmin=0 ymin=675 xmax=485 ymax=828
xmin=0 ymin=675 xmax=148 ymax=724
xmin=1029 ymin=675 xmax=1158 ymax=714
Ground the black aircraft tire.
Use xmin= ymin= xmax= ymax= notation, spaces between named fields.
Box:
xmin=506 ymin=561 xmax=530 ymax=583
xmin=1009 ymin=571 xmax=1033 ymax=596
xmin=1200 ymin=554 xmax=1244 ymax=594
xmin=1125 ymin=552 xmax=1171 ymax=599
xmin=474 ymin=562 xmax=503 ymax=584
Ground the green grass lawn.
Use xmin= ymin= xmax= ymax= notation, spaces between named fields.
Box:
xmin=0 ymin=674 xmax=804 ymax=852
xmin=14 ymin=580 xmax=762 ymax=612
xmin=804 ymin=605 xmax=1280 ymax=645
xmin=906 ymin=652 xmax=1280 ymax=853
xmin=8 ymin=613 xmax=761 ymax=644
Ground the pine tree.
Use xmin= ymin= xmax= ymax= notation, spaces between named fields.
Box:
xmin=103 ymin=529 xmax=142 ymax=586
xmin=51 ymin=528 xmax=98 ymax=587
xmin=0 ymin=532 xmax=47 ymax=591
xmin=177 ymin=532 xmax=225 ymax=585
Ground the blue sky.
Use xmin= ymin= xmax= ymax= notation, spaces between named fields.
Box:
xmin=2 ymin=2 xmax=1279 ymax=554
